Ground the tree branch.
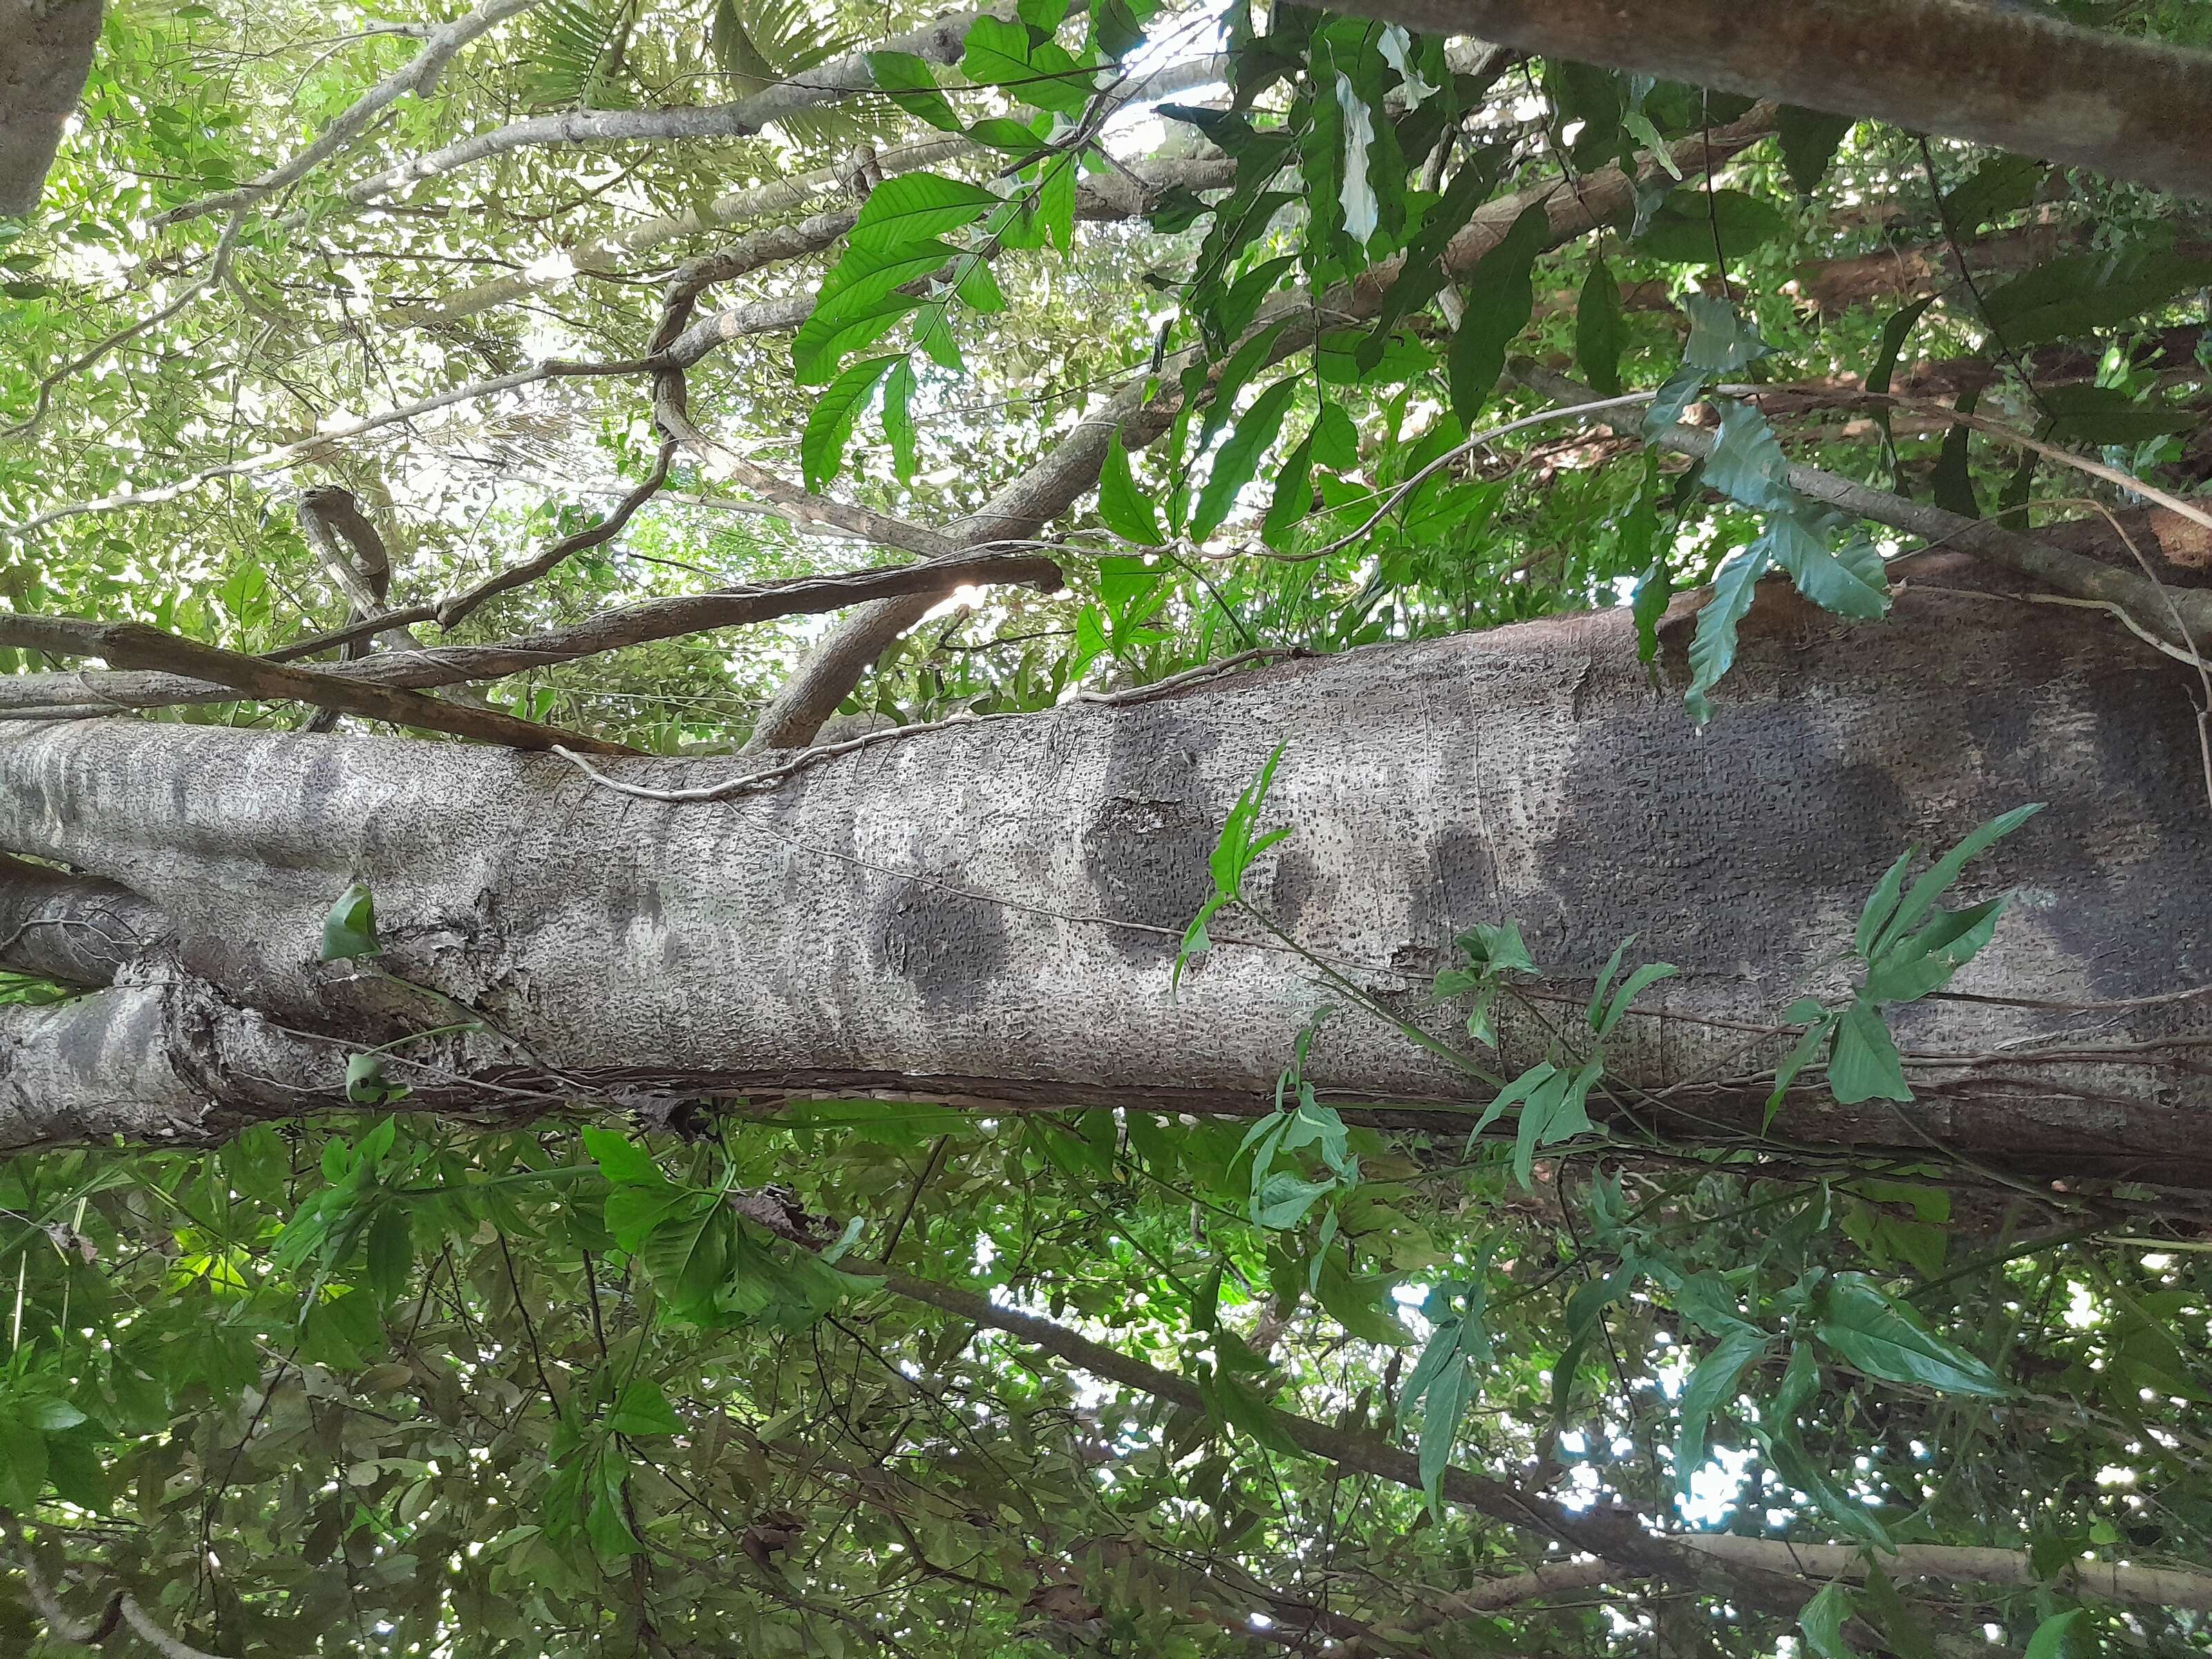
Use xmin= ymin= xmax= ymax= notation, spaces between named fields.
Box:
xmin=153 ymin=0 xmax=546 ymax=228
xmin=0 ymin=612 xmax=637 ymax=753
xmin=433 ymin=439 xmax=677 ymax=630
xmin=1331 ymin=0 xmax=2212 ymax=201
xmin=331 ymin=2 xmax=1005 ymax=212
xmin=0 ymin=855 xmax=173 ymax=986
xmin=1512 ymin=362 xmax=2212 ymax=655
xmin=0 ymin=552 xmax=1066 ymax=715
xmin=738 ymin=104 xmax=1780 ymax=751
xmin=386 ymin=54 xmax=1230 ymax=327
xmin=1 ymin=357 xmax=655 ymax=538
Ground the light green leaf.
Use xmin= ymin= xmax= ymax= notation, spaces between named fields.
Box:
xmin=320 ymin=881 xmax=379 ymax=961
xmin=866 ymin=50 xmax=960 ymax=132
xmin=800 ymin=355 xmax=901 ymax=492
xmin=1099 ymin=429 xmax=1163 ymax=545
xmin=1816 ymin=1272 xmax=2009 ymax=1397
xmin=2023 ymin=1610 xmax=2086 ymax=1659
xmin=1191 ymin=377 xmax=1300 ymax=541
xmin=848 ymin=172 xmax=999 ymax=252
xmin=1827 ymin=1000 xmax=1911 ymax=1105
xmin=882 ymin=359 xmax=918 ymax=483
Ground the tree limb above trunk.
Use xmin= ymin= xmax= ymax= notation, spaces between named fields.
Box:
xmin=0 ymin=550 xmax=1067 ymax=717
xmin=0 ymin=612 xmax=636 ymax=753
xmin=1331 ymin=0 xmax=2212 ymax=200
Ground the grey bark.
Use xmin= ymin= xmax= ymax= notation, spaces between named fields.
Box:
xmin=0 ymin=0 xmax=101 ymax=216
xmin=1 ymin=567 xmax=2207 ymax=1187
xmin=1335 ymin=0 xmax=2212 ymax=202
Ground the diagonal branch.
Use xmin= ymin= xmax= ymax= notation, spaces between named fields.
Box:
xmin=386 ymin=53 xmax=1231 ymax=327
xmin=0 ymin=552 xmax=1066 ymax=716
xmin=0 ymin=612 xmax=636 ymax=753
xmin=1512 ymin=362 xmax=2212 ymax=655
xmin=332 ymin=2 xmax=1004 ymax=213
xmin=433 ymin=439 xmax=677 ymax=630
xmin=738 ymin=104 xmax=1780 ymax=751
xmin=1333 ymin=0 xmax=2212 ymax=201
xmin=154 ymin=0 xmax=547 ymax=228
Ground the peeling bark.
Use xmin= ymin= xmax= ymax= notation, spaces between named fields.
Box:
xmin=0 ymin=566 xmax=2205 ymax=1179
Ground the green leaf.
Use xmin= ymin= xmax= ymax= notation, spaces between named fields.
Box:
xmin=1191 ymin=377 xmax=1300 ymax=541
xmin=582 ymin=1125 xmax=666 ymax=1188
xmin=1633 ymin=189 xmax=1789 ymax=263
xmin=364 ymin=1206 xmax=412 ymax=1304
xmin=848 ymin=172 xmax=999 ymax=252
xmin=1598 ymin=961 xmax=1676 ymax=1038
xmin=1765 ymin=1011 xmax=1837 ymax=1127
xmin=881 ymin=359 xmax=918 ymax=483
xmin=1447 ymin=200 xmax=1550 ymax=424
xmin=1816 ymin=1272 xmax=2009 ymax=1396
xmin=1414 ymin=1354 xmax=1472 ymax=1517
xmin=867 ymin=50 xmax=960 ymax=132
xmin=1260 ymin=430 xmax=1315 ymax=550
xmin=1674 ymin=1326 xmax=1769 ymax=1490
xmin=1199 ymin=320 xmax=1290 ymax=449
xmin=2023 ymin=1610 xmax=2086 ymax=1659
xmin=1035 ymin=152 xmax=1078 ymax=254
xmin=1703 ymin=400 xmax=1796 ymax=514
xmin=1799 ymin=1583 xmax=1859 ymax=1659
xmin=1940 ymin=154 xmax=2046 ymax=234
xmin=1856 ymin=849 xmax=1916 ymax=959
xmin=1763 ymin=512 xmax=1890 ymax=619
xmin=1864 ymin=897 xmax=2007 ymax=1004
xmin=1872 ymin=803 xmax=2043 ymax=957
xmin=1099 ymin=429 xmax=1163 ymax=545
xmin=320 ymin=881 xmax=379 ymax=961
xmin=1827 ymin=1000 xmax=1911 ymax=1105
xmin=607 ymin=1379 xmax=684 ymax=1436
xmin=1980 ymin=247 xmax=2212 ymax=346
xmin=1777 ymin=107 xmax=1854 ymax=193
xmin=1358 ymin=152 xmax=1500 ymax=364
xmin=800 ymin=355 xmax=901 ymax=492
xmin=1682 ymin=292 xmax=1770 ymax=375
xmin=2038 ymin=384 xmax=2200 ymax=446
xmin=1683 ymin=543 xmax=1771 ymax=723
xmin=962 ymin=14 xmax=1094 ymax=117
xmin=1575 ymin=257 xmax=1627 ymax=395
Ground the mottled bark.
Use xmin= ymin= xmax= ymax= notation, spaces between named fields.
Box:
xmin=1340 ymin=0 xmax=2212 ymax=202
xmin=0 ymin=565 xmax=2206 ymax=1183
xmin=0 ymin=0 xmax=101 ymax=216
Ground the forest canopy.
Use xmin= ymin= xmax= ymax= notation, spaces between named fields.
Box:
xmin=1 ymin=1 xmax=2211 ymax=1656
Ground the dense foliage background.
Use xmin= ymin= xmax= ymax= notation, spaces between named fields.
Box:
xmin=1 ymin=0 xmax=2211 ymax=1654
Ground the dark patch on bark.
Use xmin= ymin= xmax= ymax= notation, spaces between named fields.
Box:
xmin=2041 ymin=657 xmax=2212 ymax=999
xmin=1399 ymin=827 xmax=1504 ymax=965
xmin=1082 ymin=714 xmax=1219 ymax=962
xmin=1538 ymin=700 xmax=1910 ymax=986
xmin=877 ymin=877 xmax=1010 ymax=1014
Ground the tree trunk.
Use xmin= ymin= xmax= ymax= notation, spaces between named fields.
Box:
xmin=0 ymin=0 xmax=101 ymax=216
xmin=2 ymin=559 xmax=2206 ymax=1182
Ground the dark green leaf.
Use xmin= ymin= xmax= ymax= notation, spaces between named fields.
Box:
xmin=1575 ymin=258 xmax=1627 ymax=395
xmin=1447 ymin=200 xmax=1550 ymax=424
xmin=1827 ymin=1000 xmax=1912 ymax=1105
xmin=1777 ymin=107 xmax=1854 ymax=194
xmin=1683 ymin=543 xmax=1772 ymax=723
xmin=1191 ymin=377 xmax=1300 ymax=540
